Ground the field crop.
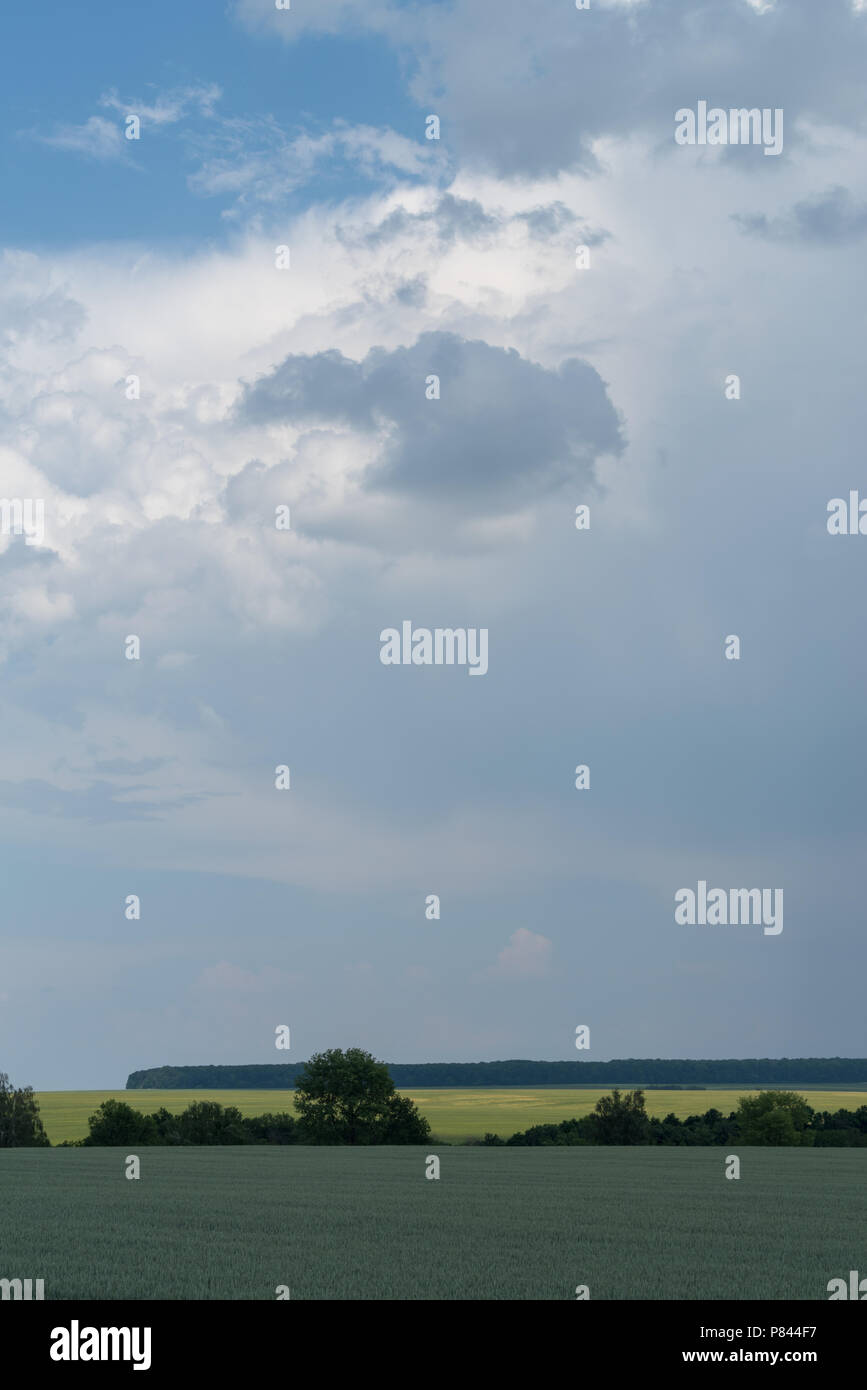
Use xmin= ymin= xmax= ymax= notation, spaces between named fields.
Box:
xmin=0 ymin=1146 xmax=862 ymax=1300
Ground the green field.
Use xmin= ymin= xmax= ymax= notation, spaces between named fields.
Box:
xmin=0 ymin=1146 xmax=863 ymax=1299
xmin=35 ymin=1087 xmax=867 ymax=1145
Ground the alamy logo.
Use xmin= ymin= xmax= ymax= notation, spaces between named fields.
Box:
xmin=827 ymin=492 xmax=867 ymax=534
xmin=380 ymin=622 xmax=488 ymax=676
xmin=827 ymin=1271 xmax=867 ymax=1299
xmin=675 ymin=101 xmax=783 ymax=156
xmin=50 ymin=1321 xmax=152 ymax=1371
xmin=0 ymin=1277 xmax=44 ymax=1300
xmin=0 ymin=497 xmax=44 ymax=546
xmin=675 ymin=880 xmax=783 ymax=935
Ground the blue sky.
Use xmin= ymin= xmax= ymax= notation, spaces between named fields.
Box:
xmin=0 ymin=0 xmax=422 ymax=246
xmin=1 ymin=0 xmax=866 ymax=1087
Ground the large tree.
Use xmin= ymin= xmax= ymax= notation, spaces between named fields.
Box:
xmin=293 ymin=1048 xmax=430 ymax=1144
xmin=586 ymin=1088 xmax=651 ymax=1145
xmin=83 ymin=1098 xmax=157 ymax=1146
xmin=735 ymin=1090 xmax=814 ymax=1146
xmin=0 ymin=1073 xmax=51 ymax=1147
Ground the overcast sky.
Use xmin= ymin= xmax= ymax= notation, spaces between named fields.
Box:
xmin=1 ymin=0 xmax=865 ymax=1088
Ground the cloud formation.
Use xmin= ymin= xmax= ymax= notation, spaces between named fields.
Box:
xmin=490 ymin=929 xmax=553 ymax=979
xmin=238 ymin=330 xmax=623 ymax=510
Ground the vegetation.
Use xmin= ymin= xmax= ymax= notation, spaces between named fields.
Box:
xmin=293 ymin=1048 xmax=430 ymax=1145
xmin=62 ymin=1050 xmax=429 ymax=1147
xmin=77 ymin=1097 xmax=299 ymax=1147
xmin=496 ymin=1089 xmax=867 ymax=1147
xmin=32 ymin=1080 xmax=867 ymax=1149
xmin=30 ymin=1084 xmax=867 ymax=1146
xmin=1 ymin=1145 xmax=863 ymax=1299
xmin=126 ymin=1057 xmax=867 ymax=1089
xmin=0 ymin=1073 xmax=50 ymax=1147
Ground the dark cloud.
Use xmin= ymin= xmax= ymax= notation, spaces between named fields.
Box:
xmin=341 ymin=194 xmax=602 ymax=250
xmin=236 ymin=330 xmax=623 ymax=511
xmin=516 ymin=202 xmax=581 ymax=238
xmin=422 ymin=0 xmax=867 ymax=176
xmin=393 ymin=274 xmax=428 ymax=307
xmin=339 ymin=193 xmax=501 ymax=250
xmin=244 ymin=0 xmax=867 ymax=178
xmin=733 ymin=186 xmax=867 ymax=243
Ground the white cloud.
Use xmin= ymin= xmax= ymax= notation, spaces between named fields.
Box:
xmin=188 ymin=119 xmax=442 ymax=217
xmin=490 ymin=929 xmax=553 ymax=979
xmin=30 ymin=84 xmax=222 ymax=166
xmin=100 ymin=83 xmax=222 ymax=126
xmin=1 ymin=118 xmax=866 ymax=901
xmin=36 ymin=115 xmax=126 ymax=162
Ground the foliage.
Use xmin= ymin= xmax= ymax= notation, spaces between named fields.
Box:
xmin=293 ymin=1048 xmax=430 ymax=1145
xmin=240 ymin=1112 xmax=300 ymax=1145
xmin=82 ymin=1099 xmax=158 ymax=1146
xmin=0 ymin=1073 xmax=51 ymax=1147
xmin=735 ymin=1091 xmax=814 ymax=1146
xmin=586 ymin=1089 xmax=651 ymax=1144
xmin=126 ymin=1058 xmax=867 ymax=1089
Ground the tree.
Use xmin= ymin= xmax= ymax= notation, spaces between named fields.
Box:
xmin=83 ymin=1099 xmax=157 ymax=1146
xmin=0 ymin=1074 xmax=50 ymax=1147
xmin=173 ymin=1100 xmax=247 ymax=1145
xmin=241 ymin=1112 xmax=299 ymax=1145
xmin=293 ymin=1048 xmax=430 ymax=1144
xmin=150 ymin=1107 xmax=183 ymax=1144
xmin=586 ymin=1089 xmax=650 ymax=1145
xmin=735 ymin=1091 xmax=814 ymax=1146
xmin=380 ymin=1093 xmax=431 ymax=1144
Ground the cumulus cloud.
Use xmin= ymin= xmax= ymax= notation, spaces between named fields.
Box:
xmin=4 ymin=1 xmax=867 ymax=1088
xmin=237 ymin=330 xmax=623 ymax=511
xmin=234 ymin=0 xmax=867 ymax=177
xmin=0 ymin=251 xmax=87 ymax=346
xmin=489 ymin=929 xmax=553 ymax=979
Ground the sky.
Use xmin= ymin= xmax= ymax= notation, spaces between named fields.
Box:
xmin=1 ymin=0 xmax=865 ymax=1088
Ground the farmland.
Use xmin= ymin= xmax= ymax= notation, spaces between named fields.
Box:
xmin=34 ymin=1086 xmax=867 ymax=1145
xmin=0 ymin=1146 xmax=862 ymax=1300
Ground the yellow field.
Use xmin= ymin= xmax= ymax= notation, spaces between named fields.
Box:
xmin=402 ymin=1088 xmax=865 ymax=1140
xmin=34 ymin=1087 xmax=866 ymax=1144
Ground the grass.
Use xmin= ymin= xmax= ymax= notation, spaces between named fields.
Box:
xmin=0 ymin=1146 xmax=863 ymax=1299
xmin=34 ymin=1087 xmax=867 ymax=1145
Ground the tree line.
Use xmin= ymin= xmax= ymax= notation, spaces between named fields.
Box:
xmin=1 ymin=1052 xmax=431 ymax=1148
xmin=5 ymin=1061 xmax=867 ymax=1148
xmin=484 ymin=1089 xmax=867 ymax=1147
xmin=126 ymin=1057 xmax=867 ymax=1089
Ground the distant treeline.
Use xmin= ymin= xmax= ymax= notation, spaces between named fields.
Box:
xmin=68 ymin=1090 xmax=867 ymax=1149
xmin=126 ymin=1058 xmax=867 ymax=1090
xmin=486 ymin=1090 xmax=867 ymax=1148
